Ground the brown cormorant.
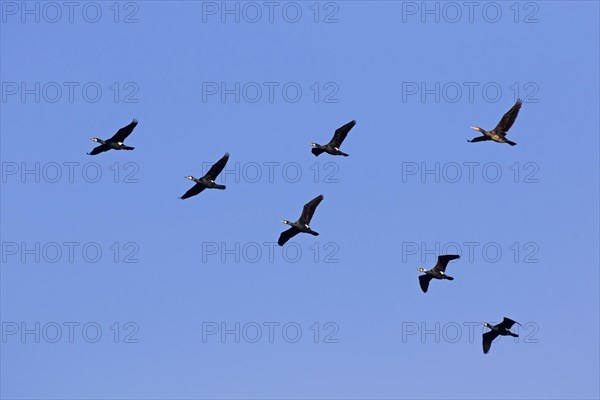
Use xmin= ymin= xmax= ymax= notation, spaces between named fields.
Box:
xmin=416 ymin=255 xmax=460 ymax=293
xmin=482 ymin=317 xmax=521 ymax=354
xmin=468 ymin=99 xmax=522 ymax=146
xmin=88 ymin=119 xmax=138 ymax=155
xmin=180 ymin=153 xmax=229 ymax=199
xmin=310 ymin=120 xmax=356 ymax=156
xmin=278 ymin=195 xmax=324 ymax=246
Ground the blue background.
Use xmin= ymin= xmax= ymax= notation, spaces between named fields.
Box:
xmin=1 ymin=1 xmax=599 ymax=399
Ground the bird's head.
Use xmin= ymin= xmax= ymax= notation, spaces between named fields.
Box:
xmin=281 ymin=220 xmax=291 ymax=225
xmin=90 ymin=137 xmax=100 ymax=142
xmin=416 ymin=268 xmax=427 ymax=273
xmin=470 ymin=126 xmax=483 ymax=133
xmin=184 ymin=176 xmax=195 ymax=180
xmin=309 ymin=143 xmax=318 ymax=147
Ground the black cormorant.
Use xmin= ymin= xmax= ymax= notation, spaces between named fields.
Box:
xmin=180 ymin=153 xmax=230 ymax=199
xmin=278 ymin=195 xmax=324 ymax=246
xmin=416 ymin=255 xmax=460 ymax=293
xmin=310 ymin=120 xmax=356 ymax=156
xmin=468 ymin=99 xmax=522 ymax=146
xmin=482 ymin=317 xmax=521 ymax=354
xmin=87 ymin=119 xmax=138 ymax=155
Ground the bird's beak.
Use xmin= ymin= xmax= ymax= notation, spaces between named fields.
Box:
xmin=280 ymin=220 xmax=286 ymax=224
xmin=480 ymin=322 xmax=486 ymax=326
xmin=470 ymin=126 xmax=479 ymax=131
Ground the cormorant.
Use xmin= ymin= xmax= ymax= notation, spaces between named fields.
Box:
xmin=468 ymin=99 xmax=522 ymax=146
xmin=88 ymin=119 xmax=138 ymax=155
xmin=482 ymin=317 xmax=521 ymax=354
xmin=416 ymin=255 xmax=460 ymax=293
xmin=310 ymin=120 xmax=356 ymax=156
xmin=180 ymin=153 xmax=230 ymax=200
xmin=278 ymin=195 xmax=324 ymax=246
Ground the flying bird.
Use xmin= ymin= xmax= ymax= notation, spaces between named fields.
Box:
xmin=179 ymin=153 xmax=230 ymax=200
xmin=278 ymin=195 xmax=324 ymax=246
xmin=468 ymin=99 xmax=522 ymax=146
xmin=87 ymin=119 xmax=138 ymax=155
xmin=310 ymin=120 xmax=356 ymax=156
xmin=482 ymin=317 xmax=521 ymax=354
xmin=416 ymin=255 xmax=460 ymax=293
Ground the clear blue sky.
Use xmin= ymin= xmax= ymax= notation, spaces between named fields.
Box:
xmin=1 ymin=1 xmax=599 ymax=399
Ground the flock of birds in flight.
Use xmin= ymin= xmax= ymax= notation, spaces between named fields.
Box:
xmin=87 ymin=99 xmax=524 ymax=354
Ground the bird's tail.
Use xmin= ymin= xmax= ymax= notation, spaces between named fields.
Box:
xmin=505 ymin=140 xmax=517 ymax=146
xmin=509 ymin=332 xmax=519 ymax=338
xmin=310 ymin=230 xmax=319 ymax=236
xmin=444 ymin=275 xmax=454 ymax=280
xmin=214 ymin=184 xmax=226 ymax=190
xmin=339 ymin=151 xmax=349 ymax=157
xmin=123 ymin=146 xmax=135 ymax=150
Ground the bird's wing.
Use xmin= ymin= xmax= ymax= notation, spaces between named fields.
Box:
xmin=88 ymin=144 xmax=111 ymax=155
xmin=482 ymin=331 xmax=499 ymax=354
xmin=110 ymin=119 xmax=138 ymax=142
xmin=328 ymin=120 xmax=356 ymax=148
xmin=434 ymin=255 xmax=460 ymax=272
xmin=311 ymin=147 xmax=325 ymax=156
xmin=203 ymin=153 xmax=230 ymax=180
xmin=180 ymin=183 xmax=206 ymax=199
xmin=499 ymin=317 xmax=520 ymax=330
xmin=418 ymin=274 xmax=433 ymax=293
xmin=299 ymin=194 xmax=324 ymax=225
xmin=467 ymin=135 xmax=492 ymax=143
xmin=278 ymin=227 xmax=300 ymax=246
xmin=493 ymin=99 xmax=522 ymax=135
